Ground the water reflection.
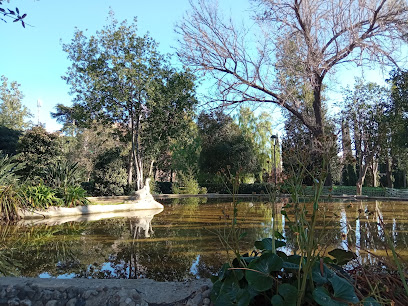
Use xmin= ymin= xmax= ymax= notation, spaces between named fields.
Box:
xmin=0 ymin=199 xmax=407 ymax=281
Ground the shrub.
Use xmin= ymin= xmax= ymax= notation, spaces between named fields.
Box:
xmin=59 ymin=186 xmax=89 ymax=207
xmin=92 ymin=148 xmax=127 ymax=196
xmin=172 ymin=171 xmax=201 ymax=195
xmin=22 ymin=184 xmax=58 ymax=209
xmin=0 ymin=185 xmax=24 ymax=221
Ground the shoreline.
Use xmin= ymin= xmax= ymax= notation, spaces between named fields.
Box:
xmin=0 ymin=277 xmax=212 ymax=305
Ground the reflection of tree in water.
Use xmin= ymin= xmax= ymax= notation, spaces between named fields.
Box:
xmin=1 ymin=200 xmax=408 ymax=280
xmin=0 ymin=222 xmax=95 ymax=277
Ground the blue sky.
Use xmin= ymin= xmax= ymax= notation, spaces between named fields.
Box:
xmin=0 ymin=0 xmax=392 ymax=133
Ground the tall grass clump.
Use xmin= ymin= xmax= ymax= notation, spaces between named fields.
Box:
xmin=0 ymin=155 xmax=25 ymax=221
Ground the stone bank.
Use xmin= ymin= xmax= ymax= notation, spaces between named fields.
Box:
xmin=0 ymin=277 xmax=212 ymax=306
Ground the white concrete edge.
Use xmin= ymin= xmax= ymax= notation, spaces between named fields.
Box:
xmin=19 ymin=199 xmax=164 ymax=220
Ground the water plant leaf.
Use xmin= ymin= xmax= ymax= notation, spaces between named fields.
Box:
xmin=254 ymin=238 xmax=286 ymax=251
xmin=328 ymin=249 xmax=357 ymax=265
xmin=277 ymin=283 xmax=297 ymax=305
xmin=313 ymin=287 xmax=347 ymax=306
xmin=212 ymin=276 xmax=251 ymax=306
xmin=282 ymin=261 xmax=300 ymax=270
xmin=312 ymin=262 xmax=334 ymax=285
xmin=246 ymin=252 xmax=283 ymax=291
xmin=329 ymin=274 xmax=359 ymax=303
xmin=271 ymin=294 xmax=284 ymax=305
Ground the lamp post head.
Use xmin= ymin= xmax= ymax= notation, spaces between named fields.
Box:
xmin=271 ymin=134 xmax=278 ymax=145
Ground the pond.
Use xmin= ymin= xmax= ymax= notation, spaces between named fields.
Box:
xmin=0 ymin=197 xmax=407 ymax=281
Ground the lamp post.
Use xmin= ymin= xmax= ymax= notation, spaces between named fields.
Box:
xmin=270 ymin=134 xmax=278 ymax=188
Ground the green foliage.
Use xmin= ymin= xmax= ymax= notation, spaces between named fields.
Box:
xmin=198 ymin=111 xmax=259 ymax=183
xmin=0 ymin=154 xmax=23 ymax=186
xmin=92 ymin=148 xmax=127 ymax=196
xmin=0 ymin=185 xmax=23 ymax=221
xmin=172 ymin=171 xmax=201 ymax=195
xmin=211 ymin=238 xmax=362 ymax=306
xmin=59 ymin=186 xmax=89 ymax=207
xmin=16 ymin=126 xmax=63 ymax=181
xmin=22 ymin=184 xmax=58 ymax=209
xmin=341 ymin=164 xmax=357 ymax=186
xmin=236 ymin=107 xmax=279 ymax=182
xmin=0 ymin=76 xmax=32 ymax=130
xmin=0 ymin=126 xmax=21 ymax=156
xmin=57 ymin=13 xmax=198 ymax=190
xmin=44 ymin=160 xmax=84 ymax=190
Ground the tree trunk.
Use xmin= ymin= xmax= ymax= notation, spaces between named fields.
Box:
xmin=386 ymin=156 xmax=393 ymax=188
xmin=371 ymin=159 xmax=378 ymax=187
xmin=312 ymin=80 xmax=324 ymax=138
xmin=128 ymin=151 xmax=133 ymax=187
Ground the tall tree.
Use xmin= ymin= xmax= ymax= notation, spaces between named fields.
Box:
xmin=55 ymin=14 xmax=197 ymax=191
xmin=0 ymin=75 xmax=32 ymax=130
xmin=383 ymin=69 xmax=408 ymax=187
xmin=15 ymin=126 xmax=63 ymax=181
xmin=177 ymin=0 xmax=408 ymax=138
xmin=198 ymin=110 xmax=258 ymax=182
xmin=342 ymin=80 xmax=389 ymax=194
xmin=236 ymin=107 xmax=280 ymax=182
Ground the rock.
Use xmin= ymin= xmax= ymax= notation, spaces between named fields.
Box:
xmin=202 ymin=289 xmax=211 ymax=298
xmin=66 ymin=298 xmax=77 ymax=306
xmin=20 ymin=299 xmax=33 ymax=306
xmin=44 ymin=300 xmax=58 ymax=306
xmin=203 ymin=297 xmax=211 ymax=305
xmin=7 ymin=297 xmax=20 ymax=306
xmin=191 ymin=293 xmax=203 ymax=305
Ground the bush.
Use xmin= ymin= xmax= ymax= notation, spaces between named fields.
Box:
xmin=0 ymin=185 xmax=24 ymax=221
xmin=22 ymin=184 xmax=58 ymax=209
xmin=92 ymin=148 xmax=127 ymax=196
xmin=172 ymin=171 xmax=201 ymax=195
xmin=58 ymin=186 xmax=89 ymax=207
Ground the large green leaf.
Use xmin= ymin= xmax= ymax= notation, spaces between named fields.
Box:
xmin=312 ymin=262 xmax=334 ymax=285
xmin=246 ymin=253 xmax=283 ymax=291
xmin=313 ymin=287 xmax=347 ymax=306
xmin=329 ymin=274 xmax=359 ymax=303
xmin=328 ymin=249 xmax=357 ymax=265
xmin=212 ymin=273 xmax=251 ymax=306
xmin=254 ymin=238 xmax=286 ymax=251
xmin=271 ymin=294 xmax=284 ymax=306
xmin=276 ymin=283 xmax=297 ymax=305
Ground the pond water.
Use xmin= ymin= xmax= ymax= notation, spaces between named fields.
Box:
xmin=1 ymin=198 xmax=407 ymax=281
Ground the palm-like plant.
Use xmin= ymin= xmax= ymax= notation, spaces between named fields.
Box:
xmin=0 ymin=155 xmax=25 ymax=221
xmin=44 ymin=161 xmax=83 ymax=190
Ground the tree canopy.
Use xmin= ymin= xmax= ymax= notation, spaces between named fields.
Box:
xmin=0 ymin=75 xmax=32 ymax=130
xmin=54 ymin=14 xmax=198 ymax=190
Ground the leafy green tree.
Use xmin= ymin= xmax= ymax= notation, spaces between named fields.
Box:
xmin=382 ymin=69 xmax=408 ymax=188
xmin=55 ymin=14 xmax=197 ymax=191
xmin=198 ymin=111 xmax=258 ymax=183
xmin=236 ymin=107 xmax=280 ymax=182
xmin=0 ymin=75 xmax=32 ymax=130
xmin=92 ymin=147 xmax=128 ymax=196
xmin=167 ymin=119 xmax=201 ymax=180
xmin=0 ymin=126 xmax=21 ymax=156
xmin=15 ymin=126 xmax=63 ymax=181
xmin=342 ymin=80 xmax=389 ymax=194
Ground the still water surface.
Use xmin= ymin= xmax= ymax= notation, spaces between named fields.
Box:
xmin=1 ymin=198 xmax=407 ymax=281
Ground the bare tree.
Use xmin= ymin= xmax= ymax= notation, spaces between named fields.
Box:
xmin=177 ymin=0 xmax=408 ymax=138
